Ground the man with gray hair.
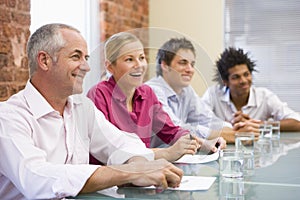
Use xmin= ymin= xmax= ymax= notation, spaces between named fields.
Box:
xmin=0 ymin=23 xmax=183 ymax=199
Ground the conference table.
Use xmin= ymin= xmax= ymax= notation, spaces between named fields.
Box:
xmin=74 ymin=132 xmax=300 ymax=199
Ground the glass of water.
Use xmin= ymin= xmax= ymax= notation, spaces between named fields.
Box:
xmin=219 ymin=149 xmax=244 ymax=178
xmin=259 ymin=122 xmax=273 ymax=139
xmin=219 ymin=176 xmax=244 ymax=199
xmin=266 ymin=121 xmax=280 ymax=139
xmin=235 ymin=132 xmax=255 ymax=176
xmin=265 ymin=121 xmax=281 ymax=152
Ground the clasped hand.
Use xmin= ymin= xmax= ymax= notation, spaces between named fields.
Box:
xmin=232 ymin=111 xmax=261 ymax=139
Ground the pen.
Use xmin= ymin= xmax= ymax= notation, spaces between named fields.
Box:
xmin=181 ymin=179 xmax=189 ymax=184
xmin=190 ymin=134 xmax=194 ymax=140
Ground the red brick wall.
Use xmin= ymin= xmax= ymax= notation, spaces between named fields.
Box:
xmin=100 ymin=0 xmax=148 ymax=41
xmin=0 ymin=0 xmax=30 ymax=101
xmin=0 ymin=0 xmax=149 ymax=100
xmin=100 ymin=0 xmax=149 ymax=80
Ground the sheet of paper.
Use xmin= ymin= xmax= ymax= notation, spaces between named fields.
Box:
xmin=170 ymin=176 xmax=216 ymax=191
xmin=97 ymin=186 xmax=125 ymax=198
xmin=174 ymin=150 xmax=219 ymax=164
xmin=142 ymin=176 xmax=216 ymax=191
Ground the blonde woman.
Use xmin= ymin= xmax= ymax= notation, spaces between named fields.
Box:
xmin=87 ymin=32 xmax=225 ymax=163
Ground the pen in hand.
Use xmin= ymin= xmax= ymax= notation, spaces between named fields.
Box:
xmin=189 ymin=133 xmax=201 ymax=152
xmin=190 ymin=134 xmax=194 ymax=140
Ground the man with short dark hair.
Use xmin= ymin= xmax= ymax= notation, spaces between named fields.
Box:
xmin=146 ymin=38 xmax=260 ymax=143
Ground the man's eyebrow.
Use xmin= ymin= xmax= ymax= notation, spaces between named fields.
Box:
xmin=74 ymin=49 xmax=83 ymax=54
xmin=179 ymin=58 xmax=189 ymax=62
xmin=230 ymin=74 xmax=240 ymax=77
xmin=74 ymin=49 xmax=89 ymax=58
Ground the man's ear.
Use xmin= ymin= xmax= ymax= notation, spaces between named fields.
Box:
xmin=161 ymin=61 xmax=169 ymax=72
xmin=37 ymin=51 xmax=51 ymax=71
xmin=223 ymin=80 xmax=228 ymax=87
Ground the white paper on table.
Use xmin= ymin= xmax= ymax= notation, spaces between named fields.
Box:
xmin=174 ymin=150 xmax=219 ymax=164
xmin=97 ymin=186 xmax=125 ymax=198
xmin=142 ymin=176 xmax=216 ymax=191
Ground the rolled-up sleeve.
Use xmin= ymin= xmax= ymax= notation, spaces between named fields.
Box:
xmin=88 ymin=105 xmax=154 ymax=165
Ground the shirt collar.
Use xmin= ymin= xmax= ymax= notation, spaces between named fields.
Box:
xmin=23 ymin=80 xmax=75 ymax=119
xmin=156 ymin=76 xmax=187 ymax=98
xmin=221 ymin=86 xmax=256 ymax=107
xmin=246 ymin=87 xmax=256 ymax=107
xmin=108 ymin=76 xmax=146 ymax=102
xmin=220 ymin=86 xmax=230 ymax=103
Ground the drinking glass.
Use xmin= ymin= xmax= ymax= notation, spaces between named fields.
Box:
xmin=235 ymin=132 xmax=255 ymax=176
xmin=219 ymin=149 xmax=244 ymax=178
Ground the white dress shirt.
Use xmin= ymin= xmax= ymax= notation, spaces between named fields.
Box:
xmin=146 ymin=76 xmax=231 ymax=138
xmin=202 ymin=84 xmax=300 ymax=123
xmin=0 ymin=81 xmax=154 ymax=200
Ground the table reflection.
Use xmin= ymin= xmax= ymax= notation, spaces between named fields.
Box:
xmin=73 ymin=133 xmax=300 ymax=199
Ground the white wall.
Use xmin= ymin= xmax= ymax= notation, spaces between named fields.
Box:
xmin=149 ymin=0 xmax=224 ymax=95
xmin=30 ymin=0 xmax=101 ymax=94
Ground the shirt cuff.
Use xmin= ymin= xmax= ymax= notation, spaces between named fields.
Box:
xmin=52 ymin=164 xmax=99 ymax=198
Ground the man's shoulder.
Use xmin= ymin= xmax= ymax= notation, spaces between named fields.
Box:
xmin=252 ymin=86 xmax=274 ymax=96
xmin=145 ymin=77 xmax=166 ymax=92
xmin=1 ymin=90 xmax=26 ymax=111
xmin=145 ymin=77 xmax=162 ymax=87
xmin=205 ymin=84 xmax=225 ymax=95
xmin=0 ymin=101 xmax=14 ymax=113
xmin=0 ymin=91 xmax=32 ymax=122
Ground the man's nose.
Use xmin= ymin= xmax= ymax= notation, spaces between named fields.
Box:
xmin=81 ymin=60 xmax=91 ymax=72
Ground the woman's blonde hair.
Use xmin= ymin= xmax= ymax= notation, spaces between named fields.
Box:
xmin=104 ymin=32 xmax=142 ymax=64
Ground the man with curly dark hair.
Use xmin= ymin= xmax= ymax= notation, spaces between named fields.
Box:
xmin=202 ymin=47 xmax=300 ymax=131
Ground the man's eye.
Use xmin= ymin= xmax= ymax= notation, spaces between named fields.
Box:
xmin=244 ymin=72 xmax=250 ymax=77
xmin=179 ymin=61 xmax=187 ymax=65
xmin=72 ymin=54 xmax=80 ymax=60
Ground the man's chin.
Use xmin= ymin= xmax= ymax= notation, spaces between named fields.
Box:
xmin=182 ymin=81 xmax=191 ymax=87
xmin=71 ymin=86 xmax=83 ymax=95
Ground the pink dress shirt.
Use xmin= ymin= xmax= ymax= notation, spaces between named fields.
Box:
xmin=87 ymin=77 xmax=189 ymax=150
xmin=0 ymin=81 xmax=154 ymax=199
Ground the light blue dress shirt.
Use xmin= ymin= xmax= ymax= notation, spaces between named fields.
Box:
xmin=146 ymin=76 xmax=231 ymax=138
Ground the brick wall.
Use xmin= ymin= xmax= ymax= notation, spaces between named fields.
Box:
xmin=100 ymin=0 xmax=149 ymax=80
xmin=100 ymin=0 xmax=148 ymax=41
xmin=0 ymin=0 xmax=30 ymax=101
xmin=0 ymin=0 xmax=149 ymax=100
